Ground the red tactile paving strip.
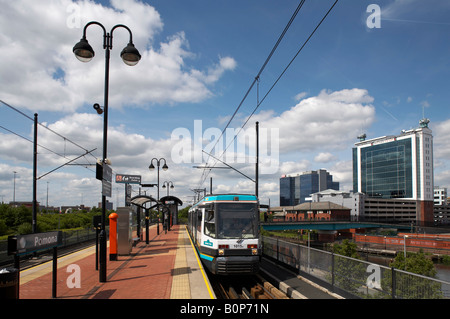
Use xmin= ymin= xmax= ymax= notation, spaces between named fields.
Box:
xmin=19 ymin=225 xmax=181 ymax=299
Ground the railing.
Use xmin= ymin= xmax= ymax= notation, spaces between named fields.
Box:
xmin=262 ymin=236 xmax=450 ymax=299
xmin=0 ymin=227 xmax=102 ymax=266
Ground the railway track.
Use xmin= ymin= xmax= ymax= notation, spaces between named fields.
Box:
xmin=211 ymin=273 xmax=290 ymax=300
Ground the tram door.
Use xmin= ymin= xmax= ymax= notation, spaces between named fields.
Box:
xmin=195 ymin=208 xmax=202 ymax=244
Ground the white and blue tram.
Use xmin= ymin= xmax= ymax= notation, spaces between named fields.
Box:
xmin=187 ymin=194 xmax=261 ymax=275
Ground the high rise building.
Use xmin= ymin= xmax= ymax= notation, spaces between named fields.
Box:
xmin=352 ymin=118 xmax=434 ymax=225
xmin=280 ymin=169 xmax=339 ymax=206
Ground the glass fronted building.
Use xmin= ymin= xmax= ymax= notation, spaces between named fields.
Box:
xmin=352 ymin=119 xmax=434 ymax=225
xmin=355 ymin=138 xmax=413 ymax=199
xmin=280 ymin=169 xmax=339 ymax=206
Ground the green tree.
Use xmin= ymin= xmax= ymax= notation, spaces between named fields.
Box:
xmin=0 ymin=219 xmax=8 ymax=236
xmin=379 ymin=250 xmax=442 ymax=299
xmin=331 ymin=240 xmax=366 ymax=294
xmin=15 ymin=205 xmax=32 ymax=226
xmin=390 ymin=250 xmax=436 ymax=277
xmin=177 ymin=206 xmax=190 ymax=224
xmin=0 ymin=203 xmax=20 ymax=228
xmin=332 ymin=239 xmax=360 ymax=258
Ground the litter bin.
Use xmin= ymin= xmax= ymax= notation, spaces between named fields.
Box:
xmin=0 ymin=268 xmax=19 ymax=299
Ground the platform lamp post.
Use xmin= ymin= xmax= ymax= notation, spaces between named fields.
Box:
xmin=149 ymin=158 xmax=168 ymax=235
xmin=162 ymin=181 xmax=174 ymax=196
xmin=73 ymin=21 xmax=141 ymax=283
xmin=162 ymin=181 xmax=174 ymax=231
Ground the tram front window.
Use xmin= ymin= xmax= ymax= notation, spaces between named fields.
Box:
xmin=216 ymin=203 xmax=258 ymax=239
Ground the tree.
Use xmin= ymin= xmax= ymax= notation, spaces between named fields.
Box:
xmin=379 ymin=250 xmax=442 ymax=299
xmin=390 ymin=250 xmax=436 ymax=277
xmin=332 ymin=239 xmax=360 ymax=259
xmin=0 ymin=219 xmax=8 ymax=236
xmin=331 ymin=240 xmax=366 ymax=294
xmin=178 ymin=206 xmax=190 ymax=224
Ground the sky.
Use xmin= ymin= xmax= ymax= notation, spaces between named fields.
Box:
xmin=1 ymin=0 xmax=450 ymax=209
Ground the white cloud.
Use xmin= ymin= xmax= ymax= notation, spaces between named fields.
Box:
xmin=294 ymin=92 xmax=308 ymax=101
xmin=314 ymin=152 xmax=337 ymax=163
xmin=279 ymin=160 xmax=310 ymax=176
xmin=328 ymin=160 xmax=353 ymax=191
xmin=0 ymin=0 xmax=235 ymax=112
xmin=433 ymin=119 xmax=450 ymax=161
xmin=252 ymin=88 xmax=375 ymax=153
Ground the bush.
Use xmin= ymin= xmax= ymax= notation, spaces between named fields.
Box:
xmin=0 ymin=204 xmax=103 ymax=235
xmin=0 ymin=219 xmax=8 ymax=236
xmin=18 ymin=222 xmax=33 ymax=235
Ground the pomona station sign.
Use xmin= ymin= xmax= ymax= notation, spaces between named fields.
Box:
xmin=8 ymin=231 xmax=62 ymax=256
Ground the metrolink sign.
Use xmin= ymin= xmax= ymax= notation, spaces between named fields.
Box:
xmin=8 ymin=231 xmax=62 ymax=256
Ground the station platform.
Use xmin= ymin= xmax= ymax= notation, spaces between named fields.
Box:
xmin=18 ymin=224 xmax=215 ymax=299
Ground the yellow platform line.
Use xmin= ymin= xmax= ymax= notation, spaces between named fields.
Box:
xmin=170 ymin=229 xmax=191 ymax=299
xmin=185 ymin=226 xmax=215 ymax=299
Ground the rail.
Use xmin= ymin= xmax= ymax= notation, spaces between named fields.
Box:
xmin=262 ymin=236 xmax=450 ymax=299
xmin=211 ymin=274 xmax=289 ymax=299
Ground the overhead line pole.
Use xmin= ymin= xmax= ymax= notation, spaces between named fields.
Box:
xmin=32 ymin=113 xmax=38 ymax=234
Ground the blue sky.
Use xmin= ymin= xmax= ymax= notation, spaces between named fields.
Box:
xmin=1 ymin=0 xmax=450 ymax=208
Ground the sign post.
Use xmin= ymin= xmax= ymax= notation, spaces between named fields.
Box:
xmin=116 ymin=174 xmax=142 ymax=206
xmin=102 ymin=163 xmax=112 ymax=197
xmin=8 ymin=231 xmax=62 ymax=298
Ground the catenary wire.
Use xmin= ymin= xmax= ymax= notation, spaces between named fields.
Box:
xmin=197 ymin=0 xmax=307 ymax=190
xmin=0 ymin=99 xmax=95 ymax=158
xmin=197 ymin=0 xmax=339 ymax=190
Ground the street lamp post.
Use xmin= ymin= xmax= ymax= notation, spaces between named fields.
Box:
xmin=162 ymin=181 xmax=174 ymax=196
xmin=149 ymin=158 xmax=168 ymax=235
xmin=73 ymin=21 xmax=141 ymax=283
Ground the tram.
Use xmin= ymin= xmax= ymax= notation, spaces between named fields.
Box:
xmin=187 ymin=194 xmax=261 ymax=275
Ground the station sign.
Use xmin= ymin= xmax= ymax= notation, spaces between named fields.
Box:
xmin=8 ymin=231 xmax=63 ymax=256
xmin=102 ymin=164 xmax=112 ymax=197
xmin=116 ymin=174 xmax=141 ymax=184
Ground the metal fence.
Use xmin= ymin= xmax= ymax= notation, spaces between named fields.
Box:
xmin=262 ymin=236 xmax=450 ymax=299
xmin=0 ymin=228 xmax=100 ymax=266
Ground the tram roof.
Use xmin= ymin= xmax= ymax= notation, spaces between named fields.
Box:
xmin=193 ymin=194 xmax=258 ymax=206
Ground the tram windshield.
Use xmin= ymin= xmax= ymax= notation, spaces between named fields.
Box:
xmin=216 ymin=203 xmax=258 ymax=239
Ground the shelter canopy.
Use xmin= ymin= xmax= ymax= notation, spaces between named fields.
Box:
xmin=130 ymin=195 xmax=158 ymax=208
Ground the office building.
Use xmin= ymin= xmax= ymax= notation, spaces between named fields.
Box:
xmin=280 ymin=169 xmax=339 ymax=206
xmin=311 ymin=189 xmax=364 ymax=220
xmin=352 ymin=118 xmax=434 ymax=225
xmin=434 ymin=187 xmax=448 ymax=206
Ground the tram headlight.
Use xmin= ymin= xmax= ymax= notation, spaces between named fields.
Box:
xmin=251 ymin=248 xmax=258 ymax=255
xmin=218 ymin=249 xmax=225 ymax=256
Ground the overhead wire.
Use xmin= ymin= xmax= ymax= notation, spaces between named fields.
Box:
xmin=0 ymin=99 xmax=94 ymax=157
xmin=197 ymin=0 xmax=307 ymax=190
xmin=197 ymin=0 xmax=340 ymax=190
xmin=231 ymin=0 xmax=340 ymax=145
xmin=0 ymin=100 xmax=98 ymax=173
